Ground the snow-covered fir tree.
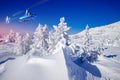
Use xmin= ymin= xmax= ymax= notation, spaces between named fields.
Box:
xmin=83 ymin=24 xmax=91 ymax=52
xmin=81 ymin=25 xmax=91 ymax=61
xmin=53 ymin=17 xmax=70 ymax=45
xmin=48 ymin=31 xmax=54 ymax=46
xmin=32 ymin=24 xmax=49 ymax=55
xmin=41 ymin=24 xmax=49 ymax=50
xmin=32 ymin=24 xmax=43 ymax=49
xmin=22 ymin=33 xmax=32 ymax=54
xmin=80 ymin=25 xmax=102 ymax=62
xmin=14 ymin=32 xmax=24 ymax=55
xmin=47 ymin=17 xmax=70 ymax=53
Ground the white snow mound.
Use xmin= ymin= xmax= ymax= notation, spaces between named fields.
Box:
xmin=0 ymin=46 xmax=69 ymax=80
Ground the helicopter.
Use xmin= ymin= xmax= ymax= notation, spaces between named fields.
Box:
xmin=19 ymin=9 xmax=36 ymax=22
xmin=5 ymin=0 xmax=48 ymax=24
xmin=6 ymin=9 xmax=36 ymax=23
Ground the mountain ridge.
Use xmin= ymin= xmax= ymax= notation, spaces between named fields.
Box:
xmin=70 ymin=21 xmax=120 ymax=47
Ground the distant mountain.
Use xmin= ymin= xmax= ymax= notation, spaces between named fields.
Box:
xmin=70 ymin=21 xmax=120 ymax=47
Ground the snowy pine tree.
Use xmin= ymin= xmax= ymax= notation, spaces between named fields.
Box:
xmin=81 ymin=25 xmax=91 ymax=61
xmin=14 ymin=32 xmax=24 ymax=55
xmin=31 ymin=24 xmax=49 ymax=56
xmin=84 ymin=24 xmax=91 ymax=49
xmin=22 ymin=33 xmax=32 ymax=54
xmin=47 ymin=17 xmax=70 ymax=53
xmin=41 ymin=24 xmax=49 ymax=50
xmin=80 ymin=25 xmax=102 ymax=63
xmin=32 ymin=24 xmax=43 ymax=49
xmin=53 ymin=17 xmax=70 ymax=46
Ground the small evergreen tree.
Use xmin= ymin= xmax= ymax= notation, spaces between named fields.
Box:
xmin=32 ymin=24 xmax=49 ymax=56
xmin=32 ymin=24 xmax=43 ymax=49
xmin=80 ymin=25 xmax=102 ymax=63
xmin=22 ymin=33 xmax=32 ymax=54
xmin=53 ymin=17 xmax=70 ymax=46
xmin=14 ymin=32 xmax=24 ymax=55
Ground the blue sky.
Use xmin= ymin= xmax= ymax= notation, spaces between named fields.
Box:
xmin=0 ymin=0 xmax=120 ymax=34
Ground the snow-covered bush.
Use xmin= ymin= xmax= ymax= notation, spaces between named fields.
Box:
xmin=5 ymin=30 xmax=15 ymax=42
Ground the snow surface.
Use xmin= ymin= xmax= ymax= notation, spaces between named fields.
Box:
xmin=0 ymin=43 xmax=15 ymax=62
xmin=0 ymin=44 xmax=120 ymax=80
xmin=0 ymin=44 xmax=69 ymax=80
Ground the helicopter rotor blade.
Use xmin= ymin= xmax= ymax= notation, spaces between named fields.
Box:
xmin=13 ymin=10 xmax=24 ymax=17
xmin=12 ymin=0 xmax=48 ymax=17
xmin=27 ymin=0 xmax=48 ymax=10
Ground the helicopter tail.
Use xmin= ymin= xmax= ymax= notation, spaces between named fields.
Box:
xmin=6 ymin=16 xmax=10 ymax=24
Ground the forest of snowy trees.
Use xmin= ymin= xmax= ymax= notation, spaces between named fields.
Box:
xmin=2 ymin=17 xmax=120 ymax=63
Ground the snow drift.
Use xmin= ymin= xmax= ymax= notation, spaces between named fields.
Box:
xmin=0 ymin=45 xmax=69 ymax=80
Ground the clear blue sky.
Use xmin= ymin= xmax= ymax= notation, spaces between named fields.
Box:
xmin=0 ymin=0 xmax=120 ymax=34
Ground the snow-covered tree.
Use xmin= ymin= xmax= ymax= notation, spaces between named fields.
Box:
xmin=14 ymin=32 xmax=24 ymax=55
xmin=60 ymin=32 xmax=69 ymax=46
xmin=47 ymin=31 xmax=56 ymax=53
xmin=5 ymin=30 xmax=15 ymax=42
xmin=53 ymin=17 xmax=70 ymax=45
xmin=33 ymin=24 xmax=48 ymax=49
xmin=22 ymin=33 xmax=32 ymax=54
xmin=81 ymin=25 xmax=91 ymax=59
xmin=32 ymin=24 xmax=43 ymax=49
xmin=48 ymin=31 xmax=54 ymax=46
xmin=41 ymin=24 xmax=49 ymax=50
xmin=31 ymin=24 xmax=49 ymax=55
xmin=84 ymin=24 xmax=91 ymax=48
xmin=80 ymin=25 xmax=102 ymax=63
xmin=47 ymin=17 xmax=70 ymax=53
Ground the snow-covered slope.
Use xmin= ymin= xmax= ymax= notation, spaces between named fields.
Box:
xmin=71 ymin=21 xmax=120 ymax=47
xmin=68 ymin=21 xmax=120 ymax=80
xmin=0 ymin=43 xmax=15 ymax=62
xmin=0 ymin=45 xmax=69 ymax=80
xmin=94 ymin=47 xmax=120 ymax=80
xmin=0 ymin=42 xmax=120 ymax=80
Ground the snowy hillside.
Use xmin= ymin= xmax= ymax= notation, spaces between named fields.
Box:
xmin=71 ymin=21 xmax=120 ymax=47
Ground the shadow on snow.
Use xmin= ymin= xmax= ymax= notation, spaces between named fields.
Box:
xmin=74 ymin=58 xmax=101 ymax=78
xmin=0 ymin=57 xmax=15 ymax=64
xmin=104 ymin=54 xmax=117 ymax=58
